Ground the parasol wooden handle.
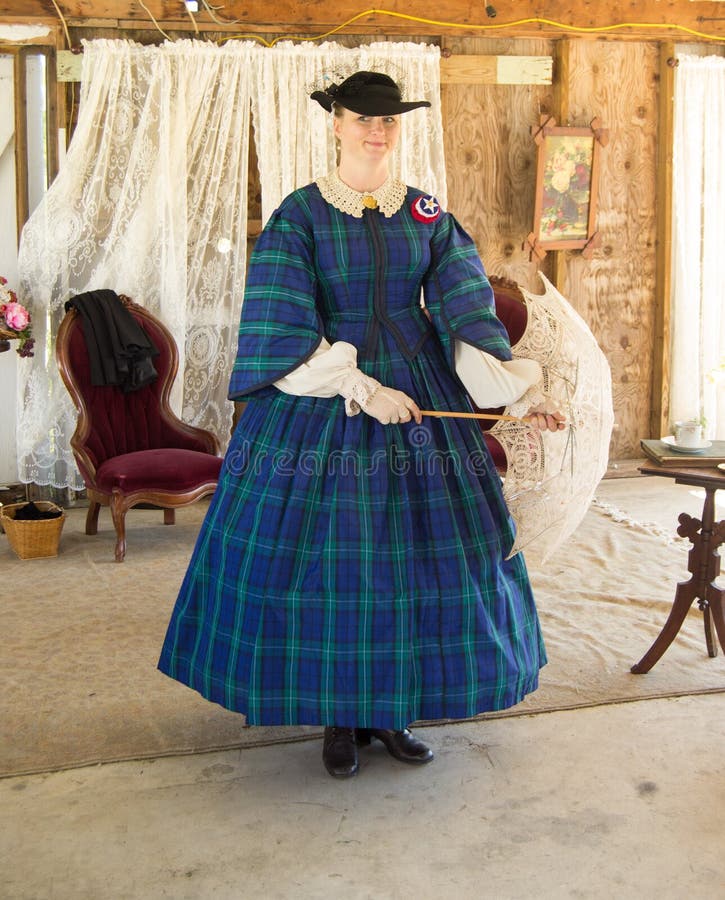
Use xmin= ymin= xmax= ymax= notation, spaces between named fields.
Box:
xmin=419 ymin=409 xmax=525 ymax=423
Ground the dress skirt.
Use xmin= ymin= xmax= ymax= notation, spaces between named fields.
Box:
xmin=158 ymin=328 xmax=546 ymax=729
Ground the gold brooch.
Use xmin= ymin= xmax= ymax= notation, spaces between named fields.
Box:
xmin=362 ymin=195 xmax=378 ymax=209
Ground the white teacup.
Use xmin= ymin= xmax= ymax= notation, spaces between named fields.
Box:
xmin=674 ymin=420 xmax=703 ymax=448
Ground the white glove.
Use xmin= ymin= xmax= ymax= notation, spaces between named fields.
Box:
xmin=339 ymin=368 xmax=421 ymax=425
xmin=363 ymin=386 xmax=422 ymax=425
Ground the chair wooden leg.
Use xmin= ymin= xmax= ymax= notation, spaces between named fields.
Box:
xmin=163 ymin=508 xmax=175 ymax=525
xmin=110 ymin=492 xmax=127 ymax=562
xmin=85 ymin=501 xmax=101 ymax=535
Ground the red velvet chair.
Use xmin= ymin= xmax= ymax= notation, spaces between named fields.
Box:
xmin=480 ymin=276 xmax=529 ymax=471
xmin=56 ymin=294 xmax=223 ymax=561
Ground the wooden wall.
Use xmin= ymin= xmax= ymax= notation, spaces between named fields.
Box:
xmin=442 ymin=36 xmax=555 ymax=288
xmin=563 ymin=41 xmax=660 ymax=458
xmin=441 ymin=37 xmax=659 ymax=458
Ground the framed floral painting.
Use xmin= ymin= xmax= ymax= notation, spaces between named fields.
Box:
xmin=525 ymin=117 xmax=608 ymax=260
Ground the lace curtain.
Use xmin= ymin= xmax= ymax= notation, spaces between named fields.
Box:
xmin=16 ymin=39 xmax=257 ymax=489
xmin=670 ymin=55 xmax=725 ymax=439
xmin=250 ymin=41 xmax=445 ymax=224
xmin=16 ymin=39 xmax=445 ymax=489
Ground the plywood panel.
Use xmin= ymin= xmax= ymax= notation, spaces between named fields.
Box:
xmin=442 ymin=37 xmax=555 ymax=290
xmin=562 ymin=41 xmax=659 ymax=458
xmin=440 ymin=54 xmax=552 ymax=85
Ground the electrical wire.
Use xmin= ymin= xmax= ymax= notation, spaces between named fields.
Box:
xmin=185 ymin=4 xmax=200 ymax=35
xmin=218 ymin=6 xmax=725 ymax=47
xmin=49 ymin=0 xmax=72 ymax=49
xmin=137 ymin=0 xmax=172 ymax=41
xmin=201 ymin=0 xmax=240 ymax=27
xmin=365 ymin=9 xmax=725 ymax=42
xmin=67 ymin=84 xmax=75 ymax=148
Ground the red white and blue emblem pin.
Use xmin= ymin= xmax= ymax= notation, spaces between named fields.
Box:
xmin=411 ymin=195 xmax=441 ymax=223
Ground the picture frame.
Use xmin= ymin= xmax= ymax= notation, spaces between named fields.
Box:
xmin=525 ymin=116 xmax=608 ymax=260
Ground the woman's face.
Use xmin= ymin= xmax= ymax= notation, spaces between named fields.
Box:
xmin=333 ymin=108 xmax=401 ymax=166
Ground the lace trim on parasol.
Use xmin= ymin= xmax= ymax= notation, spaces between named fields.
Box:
xmin=317 ymin=170 xmax=407 ymax=218
xmin=505 ymin=299 xmax=568 ymax=418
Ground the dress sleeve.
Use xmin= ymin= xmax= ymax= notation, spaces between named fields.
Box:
xmin=454 ymin=341 xmax=543 ymax=407
xmin=273 ymin=339 xmax=356 ymax=397
xmin=228 ymin=194 xmax=324 ymax=401
xmin=274 ymin=339 xmax=383 ymax=417
xmin=422 ymin=212 xmax=513 ymax=369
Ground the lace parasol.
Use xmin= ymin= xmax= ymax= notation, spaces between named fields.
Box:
xmin=490 ymin=272 xmax=615 ymax=561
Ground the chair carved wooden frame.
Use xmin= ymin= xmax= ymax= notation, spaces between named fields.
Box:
xmin=56 ymin=294 xmax=223 ymax=561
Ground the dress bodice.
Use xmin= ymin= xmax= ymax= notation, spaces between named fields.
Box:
xmin=309 ymin=186 xmax=435 ymax=361
xmin=228 ymin=182 xmax=512 ymax=400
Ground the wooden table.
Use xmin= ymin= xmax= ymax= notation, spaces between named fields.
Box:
xmin=631 ymin=463 xmax=725 ymax=674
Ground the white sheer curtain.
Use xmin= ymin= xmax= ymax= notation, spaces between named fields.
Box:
xmin=250 ymin=41 xmax=446 ymax=224
xmin=671 ymin=55 xmax=725 ymax=439
xmin=16 ymin=39 xmax=257 ymax=489
xmin=15 ymin=39 xmax=445 ymax=489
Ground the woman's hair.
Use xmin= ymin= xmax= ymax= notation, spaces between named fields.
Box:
xmin=331 ymin=101 xmax=346 ymax=118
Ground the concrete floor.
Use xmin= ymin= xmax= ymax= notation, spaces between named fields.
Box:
xmin=2 ymin=693 xmax=725 ymax=900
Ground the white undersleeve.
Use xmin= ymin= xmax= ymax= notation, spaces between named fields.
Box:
xmin=274 ymin=338 xmax=544 ymax=415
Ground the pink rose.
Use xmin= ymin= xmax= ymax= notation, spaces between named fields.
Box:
xmin=4 ymin=301 xmax=30 ymax=331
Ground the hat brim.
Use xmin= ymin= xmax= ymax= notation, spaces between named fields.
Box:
xmin=310 ymin=91 xmax=430 ymax=116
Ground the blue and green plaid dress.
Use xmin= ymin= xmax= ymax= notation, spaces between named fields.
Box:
xmin=158 ymin=182 xmax=546 ymax=729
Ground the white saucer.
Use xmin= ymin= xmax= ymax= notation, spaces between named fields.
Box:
xmin=661 ymin=435 xmax=712 ymax=453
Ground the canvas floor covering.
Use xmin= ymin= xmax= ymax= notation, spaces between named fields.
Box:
xmin=2 ymin=472 xmax=724 ymax=778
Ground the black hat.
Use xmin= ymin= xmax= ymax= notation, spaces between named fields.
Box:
xmin=310 ymin=71 xmax=431 ymax=116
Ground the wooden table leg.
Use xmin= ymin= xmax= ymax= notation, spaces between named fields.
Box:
xmin=704 ymin=604 xmax=717 ymax=658
xmin=631 ymin=486 xmax=725 ymax=674
xmin=705 ymin=579 xmax=725 ymax=657
xmin=631 ymin=581 xmax=698 ymax=674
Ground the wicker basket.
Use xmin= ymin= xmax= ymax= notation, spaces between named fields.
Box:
xmin=0 ymin=325 xmax=15 ymax=351
xmin=0 ymin=501 xmax=65 ymax=559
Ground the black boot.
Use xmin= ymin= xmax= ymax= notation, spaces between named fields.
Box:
xmin=356 ymin=728 xmax=434 ymax=764
xmin=322 ymin=726 xmax=359 ymax=777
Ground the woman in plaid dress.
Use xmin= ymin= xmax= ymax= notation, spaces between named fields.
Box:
xmin=159 ymin=72 xmax=564 ymax=778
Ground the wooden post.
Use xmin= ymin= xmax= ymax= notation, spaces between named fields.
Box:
xmin=13 ymin=48 xmax=29 ymax=244
xmin=45 ymin=45 xmax=59 ymax=184
xmin=550 ymin=37 xmax=570 ymax=294
xmin=651 ymin=43 xmax=676 ymax=439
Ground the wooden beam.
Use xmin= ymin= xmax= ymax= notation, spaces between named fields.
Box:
xmin=3 ymin=1 xmax=725 ymax=42
xmin=0 ymin=0 xmax=53 ymax=14
xmin=58 ymin=50 xmax=553 ymax=85
xmin=0 ymin=29 xmax=57 ymax=45
xmin=650 ymin=43 xmax=676 ymax=439
xmin=440 ymin=55 xmax=552 ymax=86
xmin=44 ymin=46 xmax=60 ymax=183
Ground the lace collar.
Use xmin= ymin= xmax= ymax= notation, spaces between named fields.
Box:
xmin=316 ymin=169 xmax=407 ymax=219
